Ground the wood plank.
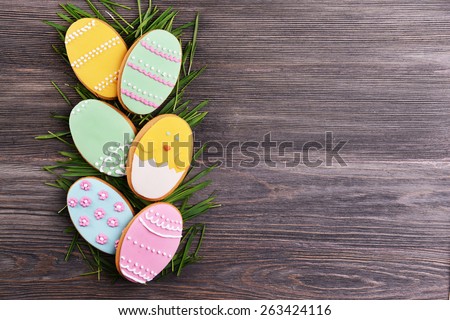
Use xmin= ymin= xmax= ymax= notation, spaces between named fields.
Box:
xmin=0 ymin=0 xmax=449 ymax=299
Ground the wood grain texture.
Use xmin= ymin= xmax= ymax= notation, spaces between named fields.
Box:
xmin=0 ymin=0 xmax=449 ymax=299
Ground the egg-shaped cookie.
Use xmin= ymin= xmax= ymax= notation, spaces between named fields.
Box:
xmin=65 ymin=18 xmax=127 ymax=99
xmin=67 ymin=177 xmax=134 ymax=254
xmin=116 ymin=202 xmax=183 ymax=283
xmin=118 ymin=29 xmax=182 ymax=114
xmin=70 ymin=99 xmax=136 ymax=177
xmin=127 ymin=114 xmax=193 ymax=200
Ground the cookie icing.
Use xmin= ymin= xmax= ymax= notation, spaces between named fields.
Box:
xmin=116 ymin=203 xmax=183 ymax=283
xmin=67 ymin=177 xmax=134 ymax=254
xmin=127 ymin=114 xmax=193 ymax=201
xmin=118 ymin=29 xmax=182 ymax=114
xmin=69 ymin=99 xmax=136 ymax=177
xmin=65 ymin=18 xmax=127 ymax=99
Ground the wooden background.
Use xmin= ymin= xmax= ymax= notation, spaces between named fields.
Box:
xmin=0 ymin=0 xmax=449 ymax=299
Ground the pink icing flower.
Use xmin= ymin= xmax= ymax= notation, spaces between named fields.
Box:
xmin=114 ymin=202 xmax=125 ymax=212
xmin=80 ymin=196 xmax=92 ymax=208
xmin=80 ymin=180 xmax=91 ymax=191
xmin=98 ymin=190 xmax=108 ymax=200
xmin=107 ymin=217 xmax=119 ymax=228
xmin=94 ymin=208 xmax=106 ymax=220
xmin=78 ymin=216 xmax=90 ymax=227
xmin=114 ymin=240 xmax=119 ymax=249
xmin=67 ymin=198 xmax=78 ymax=207
xmin=96 ymin=233 xmax=108 ymax=245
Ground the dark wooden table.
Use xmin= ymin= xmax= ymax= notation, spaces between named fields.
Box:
xmin=0 ymin=0 xmax=449 ymax=299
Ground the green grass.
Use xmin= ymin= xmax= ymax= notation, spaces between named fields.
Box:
xmin=39 ymin=0 xmax=219 ymax=282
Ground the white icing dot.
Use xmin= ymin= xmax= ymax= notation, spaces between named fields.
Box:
xmin=157 ymin=250 xmax=161 ymax=255
xmin=120 ymin=256 xmax=125 ymax=260
xmin=133 ymin=241 xmax=138 ymax=245
xmin=143 ymin=91 xmax=147 ymax=95
xmin=151 ymin=67 xmax=155 ymax=70
xmin=152 ymin=249 xmax=156 ymax=253
xmin=134 ymin=262 xmax=139 ymax=267
xmin=133 ymin=86 xmax=137 ymax=90
xmin=140 ymin=244 xmax=144 ymax=248
xmin=128 ymin=259 xmax=131 ymax=263
xmin=146 ymin=247 xmax=150 ymax=250
xmin=145 ymin=64 xmax=149 ymax=68
xmin=157 ymin=44 xmax=161 ymax=48
xmin=132 ymin=56 xmax=136 ymax=60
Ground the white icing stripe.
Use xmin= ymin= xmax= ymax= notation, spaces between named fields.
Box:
xmin=145 ymin=211 xmax=183 ymax=232
xmin=139 ymin=217 xmax=182 ymax=238
xmin=123 ymin=238 xmax=173 ymax=258
xmin=71 ymin=36 xmax=122 ymax=69
xmin=121 ymin=80 xmax=165 ymax=101
xmin=143 ymin=37 xmax=181 ymax=57
xmin=65 ymin=19 xmax=97 ymax=45
xmin=94 ymin=71 xmax=120 ymax=92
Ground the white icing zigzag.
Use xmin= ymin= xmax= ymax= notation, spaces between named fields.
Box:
xmin=120 ymin=264 xmax=154 ymax=283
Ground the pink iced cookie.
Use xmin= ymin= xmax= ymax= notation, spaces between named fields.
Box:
xmin=116 ymin=202 xmax=183 ymax=284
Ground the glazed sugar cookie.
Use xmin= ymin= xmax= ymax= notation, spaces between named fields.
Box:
xmin=127 ymin=114 xmax=193 ymax=201
xmin=118 ymin=29 xmax=182 ymax=114
xmin=69 ymin=99 xmax=136 ymax=177
xmin=65 ymin=18 xmax=127 ymax=99
xmin=67 ymin=177 xmax=134 ymax=254
xmin=116 ymin=202 xmax=183 ymax=283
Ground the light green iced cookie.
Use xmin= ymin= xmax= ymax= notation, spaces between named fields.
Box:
xmin=118 ymin=29 xmax=182 ymax=115
xmin=69 ymin=99 xmax=136 ymax=177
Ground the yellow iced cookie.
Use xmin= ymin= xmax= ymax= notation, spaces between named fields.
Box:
xmin=65 ymin=18 xmax=127 ymax=100
xmin=127 ymin=115 xmax=193 ymax=201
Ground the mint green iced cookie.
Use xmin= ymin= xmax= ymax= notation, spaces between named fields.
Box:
xmin=69 ymin=99 xmax=136 ymax=177
xmin=118 ymin=29 xmax=182 ymax=115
